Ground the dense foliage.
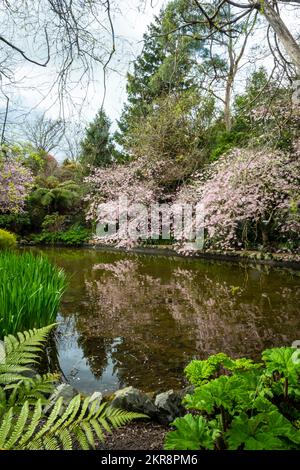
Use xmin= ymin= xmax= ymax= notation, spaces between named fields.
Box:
xmin=0 ymin=325 xmax=145 ymax=450
xmin=0 ymin=229 xmax=17 ymax=250
xmin=0 ymin=143 xmax=88 ymax=243
xmin=34 ymin=225 xmax=91 ymax=246
xmin=0 ymin=252 xmax=67 ymax=336
xmin=83 ymin=2 xmax=300 ymax=253
xmin=165 ymin=347 xmax=300 ymax=450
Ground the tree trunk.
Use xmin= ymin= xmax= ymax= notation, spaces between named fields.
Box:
xmin=261 ymin=224 xmax=269 ymax=246
xmin=262 ymin=2 xmax=300 ymax=77
xmin=224 ymin=75 xmax=233 ymax=132
xmin=224 ymin=29 xmax=235 ymax=133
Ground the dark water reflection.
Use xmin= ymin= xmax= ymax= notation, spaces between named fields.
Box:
xmin=30 ymin=248 xmax=300 ymax=394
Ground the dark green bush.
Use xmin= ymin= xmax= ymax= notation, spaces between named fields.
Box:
xmin=34 ymin=225 xmax=91 ymax=246
xmin=41 ymin=213 xmax=66 ymax=232
xmin=0 ymin=213 xmax=31 ymax=236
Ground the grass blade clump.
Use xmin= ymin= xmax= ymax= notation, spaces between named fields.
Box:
xmin=0 ymin=251 xmax=67 ymax=337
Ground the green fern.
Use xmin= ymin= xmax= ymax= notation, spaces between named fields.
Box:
xmin=0 ymin=325 xmax=146 ymax=450
xmin=5 ymin=373 xmax=58 ymax=408
xmin=0 ymin=398 xmax=145 ymax=450
xmin=0 ymin=324 xmax=55 ymax=385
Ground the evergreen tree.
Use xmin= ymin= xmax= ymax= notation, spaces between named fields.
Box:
xmin=116 ymin=0 xmax=208 ymax=150
xmin=80 ymin=110 xmax=114 ymax=169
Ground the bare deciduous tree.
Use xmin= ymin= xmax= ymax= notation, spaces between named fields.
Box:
xmin=148 ymin=0 xmax=299 ymax=128
xmin=24 ymin=115 xmax=65 ymax=153
xmin=0 ymin=0 xmax=116 ymax=140
xmin=63 ymin=121 xmax=85 ymax=162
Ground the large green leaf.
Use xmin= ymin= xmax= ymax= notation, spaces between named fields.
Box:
xmin=262 ymin=348 xmax=300 ymax=381
xmin=184 ymin=353 xmax=262 ymax=387
xmin=185 ymin=372 xmax=260 ymax=414
xmin=226 ymin=411 xmax=300 ymax=450
xmin=164 ymin=414 xmax=220 ymax=450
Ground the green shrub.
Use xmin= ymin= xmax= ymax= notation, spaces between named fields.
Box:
xmin=209 ymin=128 xmax=249 ymax=161
xmin=59 ymin=226 xmax=91 ymax=246
xmin=41 ymin=213 xmax=66 ymax=232
xmin=0 ymin=325 xmax=145 ymax=450
xmin=0 ymin=229 xmax=17 ymax=250
xmin=0 ymin=213 xmax=31 ymax=235
xmin=0 ymin=251 xmax=67 ymax=336
xmin=165 ymin=348 xmax=300 ymax=450
xmin=34 ymin=225 xmax=91 ymax=246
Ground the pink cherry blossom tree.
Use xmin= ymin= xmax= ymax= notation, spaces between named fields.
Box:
xmin=176 ymin=143 xmax=300 ymax=250
xmin=85 ymin=158 xmax=161 ymax=247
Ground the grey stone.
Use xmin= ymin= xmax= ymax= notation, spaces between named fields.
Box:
xmin=44 ymin=383 xmax=77 ymax=415
xmin=110 ymin=386 xmax=157 ymax=417
xmin=154 ymin=390 xmax=185 ymax=424
xmin=88 ymin=391 xmax=103 ymax=413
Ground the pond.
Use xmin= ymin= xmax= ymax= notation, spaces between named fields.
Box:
xmin=30 ymin=247 xmax=300 ymax=395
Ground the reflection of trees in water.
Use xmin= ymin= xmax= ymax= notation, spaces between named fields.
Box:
xmin=77 ymin=260 xmax=198 ymax=389
xmin=74 ymin=259 xmax=300 ymax=390
xmin=32 ymin=249 xmax=300 ymax=390
xmin=169 ymin=269 xmax=300 ymax=358
xmin=77 ymin=336 xmax=109 ymax=379
xmin=38 ymin=332 xmax=64 ymax=377
xmin=54 ymin=315 xmax=110 ymax=381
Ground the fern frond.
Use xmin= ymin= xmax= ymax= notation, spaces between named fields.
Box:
xmin=43 ymin=435 xmax=60 ymax=451
xmin=4 ymin=324 xmax=56 ymax=366
xmin=5 ymin=373 xmax=58 ymax=407
xmin=34 ymin=396 xmax=65 ymax=440
xmin=0 ymin=325 xmax=56 ymax=386
xmin=18 ymin=400 xmax=42 ymax=446
xmin=77 ymin=396 xmax=90 ymax=421
xmin=80 ymin=421 xmax=95 ymax=449
xmin=58 ymin=428 xmax=73 ymax=450
xmin=4 ymin=401 xmax=29 ymax=448
xmin=89 ymin=418 xmax=104 ymax=442
xmin=106 ymin=406 xmax=147 ymax=428
xmin=0 ymin=407 xmax=13 ymax=447
xmin=0 ymin=371 xmax=30 ymax=386
xmin=49 ymin=395 xmax=82 ymax=434
xmin=73 ymin=427 xmax=90 ymax=450
xmin=0 ymin=397 xmax=147 ymax=450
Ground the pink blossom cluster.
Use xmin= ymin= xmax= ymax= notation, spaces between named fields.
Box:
xmin=85 ymin=143 xmax=299 ymax=250
xmin=0 ymin=157 xmax=33 ymax=214
xmin=85 ymin=158 xmax=162 ymax=246
xmin=176 ymin=147 xmax=300 ymax=249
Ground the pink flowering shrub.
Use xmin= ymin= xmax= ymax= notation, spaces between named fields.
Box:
xmin=85 ymin=140 xmax=300 ymax=251
xmin=177 ymin=145 xmax=300 ymax=250
xmin=0 ymin=151 xmax=33 ymax=214
xmin=85 ymin=158 xmax=161 ymax=246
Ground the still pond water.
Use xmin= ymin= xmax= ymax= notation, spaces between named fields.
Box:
xmin=33 ymin=248 xmax=300 ymax=395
